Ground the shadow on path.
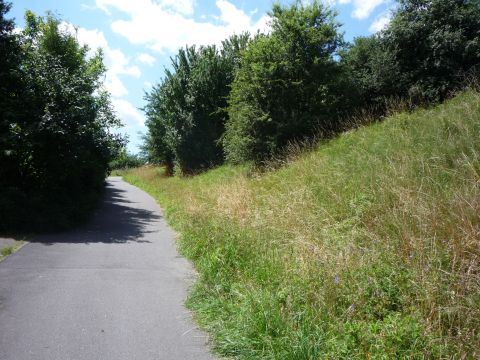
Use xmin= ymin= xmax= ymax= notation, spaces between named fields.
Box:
xmin=31 ymin=181 xmax=161 ymax=245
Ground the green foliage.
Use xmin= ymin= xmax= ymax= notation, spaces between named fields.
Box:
xmin=345 ymin=0 xmax=480 ymax=106
xmin=223 ymin=1 xmax=350 ymax=163
xmin=1 ymin=245 xmax=14 ymax=257
xmin=109 ymin=149 xmax=145 ymax=170
xmin=387 ymin=0 xmax=480 ymax=102
xmin=0 ymin=1 xmax=22 ymax=176
xmin=143 ymin=34 xmax=250 ymax=174
xmin=172 ymin=46 xmax=230 ymax=173
xmin=342 ymin=35 xmax=401 ymax=108
xmin=0 ymin=6 xmax=122 ymax=231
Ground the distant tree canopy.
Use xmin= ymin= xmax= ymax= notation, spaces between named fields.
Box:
xmin=0 ymin=3 xmax=123 ymax=231
xmin=109 ymin=148 xmax=145 ymax=170
xmin=142 ymin=0 xmax=480 ymax=171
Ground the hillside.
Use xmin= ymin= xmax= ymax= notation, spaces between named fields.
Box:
xmin=123 ymin=90 xmax=480 ymax=358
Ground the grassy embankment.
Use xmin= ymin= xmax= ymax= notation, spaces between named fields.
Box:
xmin=123 ymin=90 xmax=480 ymax=358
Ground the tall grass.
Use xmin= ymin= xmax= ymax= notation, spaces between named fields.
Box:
xmin=124 ymin=90 xmax=480 ymax=359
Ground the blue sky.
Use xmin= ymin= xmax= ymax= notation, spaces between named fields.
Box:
xmin=10 ymin=0 xmax=394 ymax=153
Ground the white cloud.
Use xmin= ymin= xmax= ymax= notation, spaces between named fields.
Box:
xmin=216 ymin=0 xmax=252 ymax=30
xmin=95 ymin=0 xmax=270 ymax=53
xmin=160 ymin=0 xmax=195 ymax=16
xmin=112 ymin=98 xmax=145 ymax=127
xmin=80 ymin=3 xmax=97 ymax=11
xmin=137 ymin=53 xmax=156 ymax=66
xmin=328 ymin=0 xmax=387 ymax=20
xmin=351 ymin=0 xmax=386 ymax=19
xmin=143 ymin=81 xmax=153 ymax=89
xmin=60 ymin=23 xmax=140 ymax=97
xmin=369 ymin=13 xmax=391 ymax=32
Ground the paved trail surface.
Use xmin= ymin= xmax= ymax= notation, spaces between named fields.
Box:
xmin=0 ymin=177 xmax=214 ymax=360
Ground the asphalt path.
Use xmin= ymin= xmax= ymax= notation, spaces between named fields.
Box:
xmin=0 ymin=177 xmax=214 ymax=360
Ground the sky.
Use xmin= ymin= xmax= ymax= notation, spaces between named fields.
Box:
xmin=9 ymin=0 xmax=395 ymax=154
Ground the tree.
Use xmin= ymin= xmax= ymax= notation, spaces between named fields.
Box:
xmin=143 ymin=34 xmax=250 ymax=174
xmin=0 ymin=9 xmax=122 ymax=231
xmin=223 ymin=1 xmax=348 ymax=164
xmin=341 ymin=35 xmax=403 ymax=110
xmin=386 ymin=0 xmax=480 ymax=102
xmin=142 ymin=79 xmax=176 ymax=173
xmin=0 ymin=1 xmax=23 ymax=190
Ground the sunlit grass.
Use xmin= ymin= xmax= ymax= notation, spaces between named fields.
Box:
xmin=123 ymin=89 xmax=480 ymax=358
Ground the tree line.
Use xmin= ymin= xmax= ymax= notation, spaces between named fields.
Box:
xmin=0 ymin=1 xmax=122 ymax=231
xmin=143 ymin=0 xmax=480 ymax=174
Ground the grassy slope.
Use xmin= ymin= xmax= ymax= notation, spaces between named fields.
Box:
xmin=124 ymin=90 xmax=480 ymax=359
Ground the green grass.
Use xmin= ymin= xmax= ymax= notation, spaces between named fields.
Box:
xmin=123 ymin=89 xmax=480 ymax=359
xmin=0 ymin=245 xmax=15 ymax=257
xmin=0 ymin=240 xmax=25 ymax=259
